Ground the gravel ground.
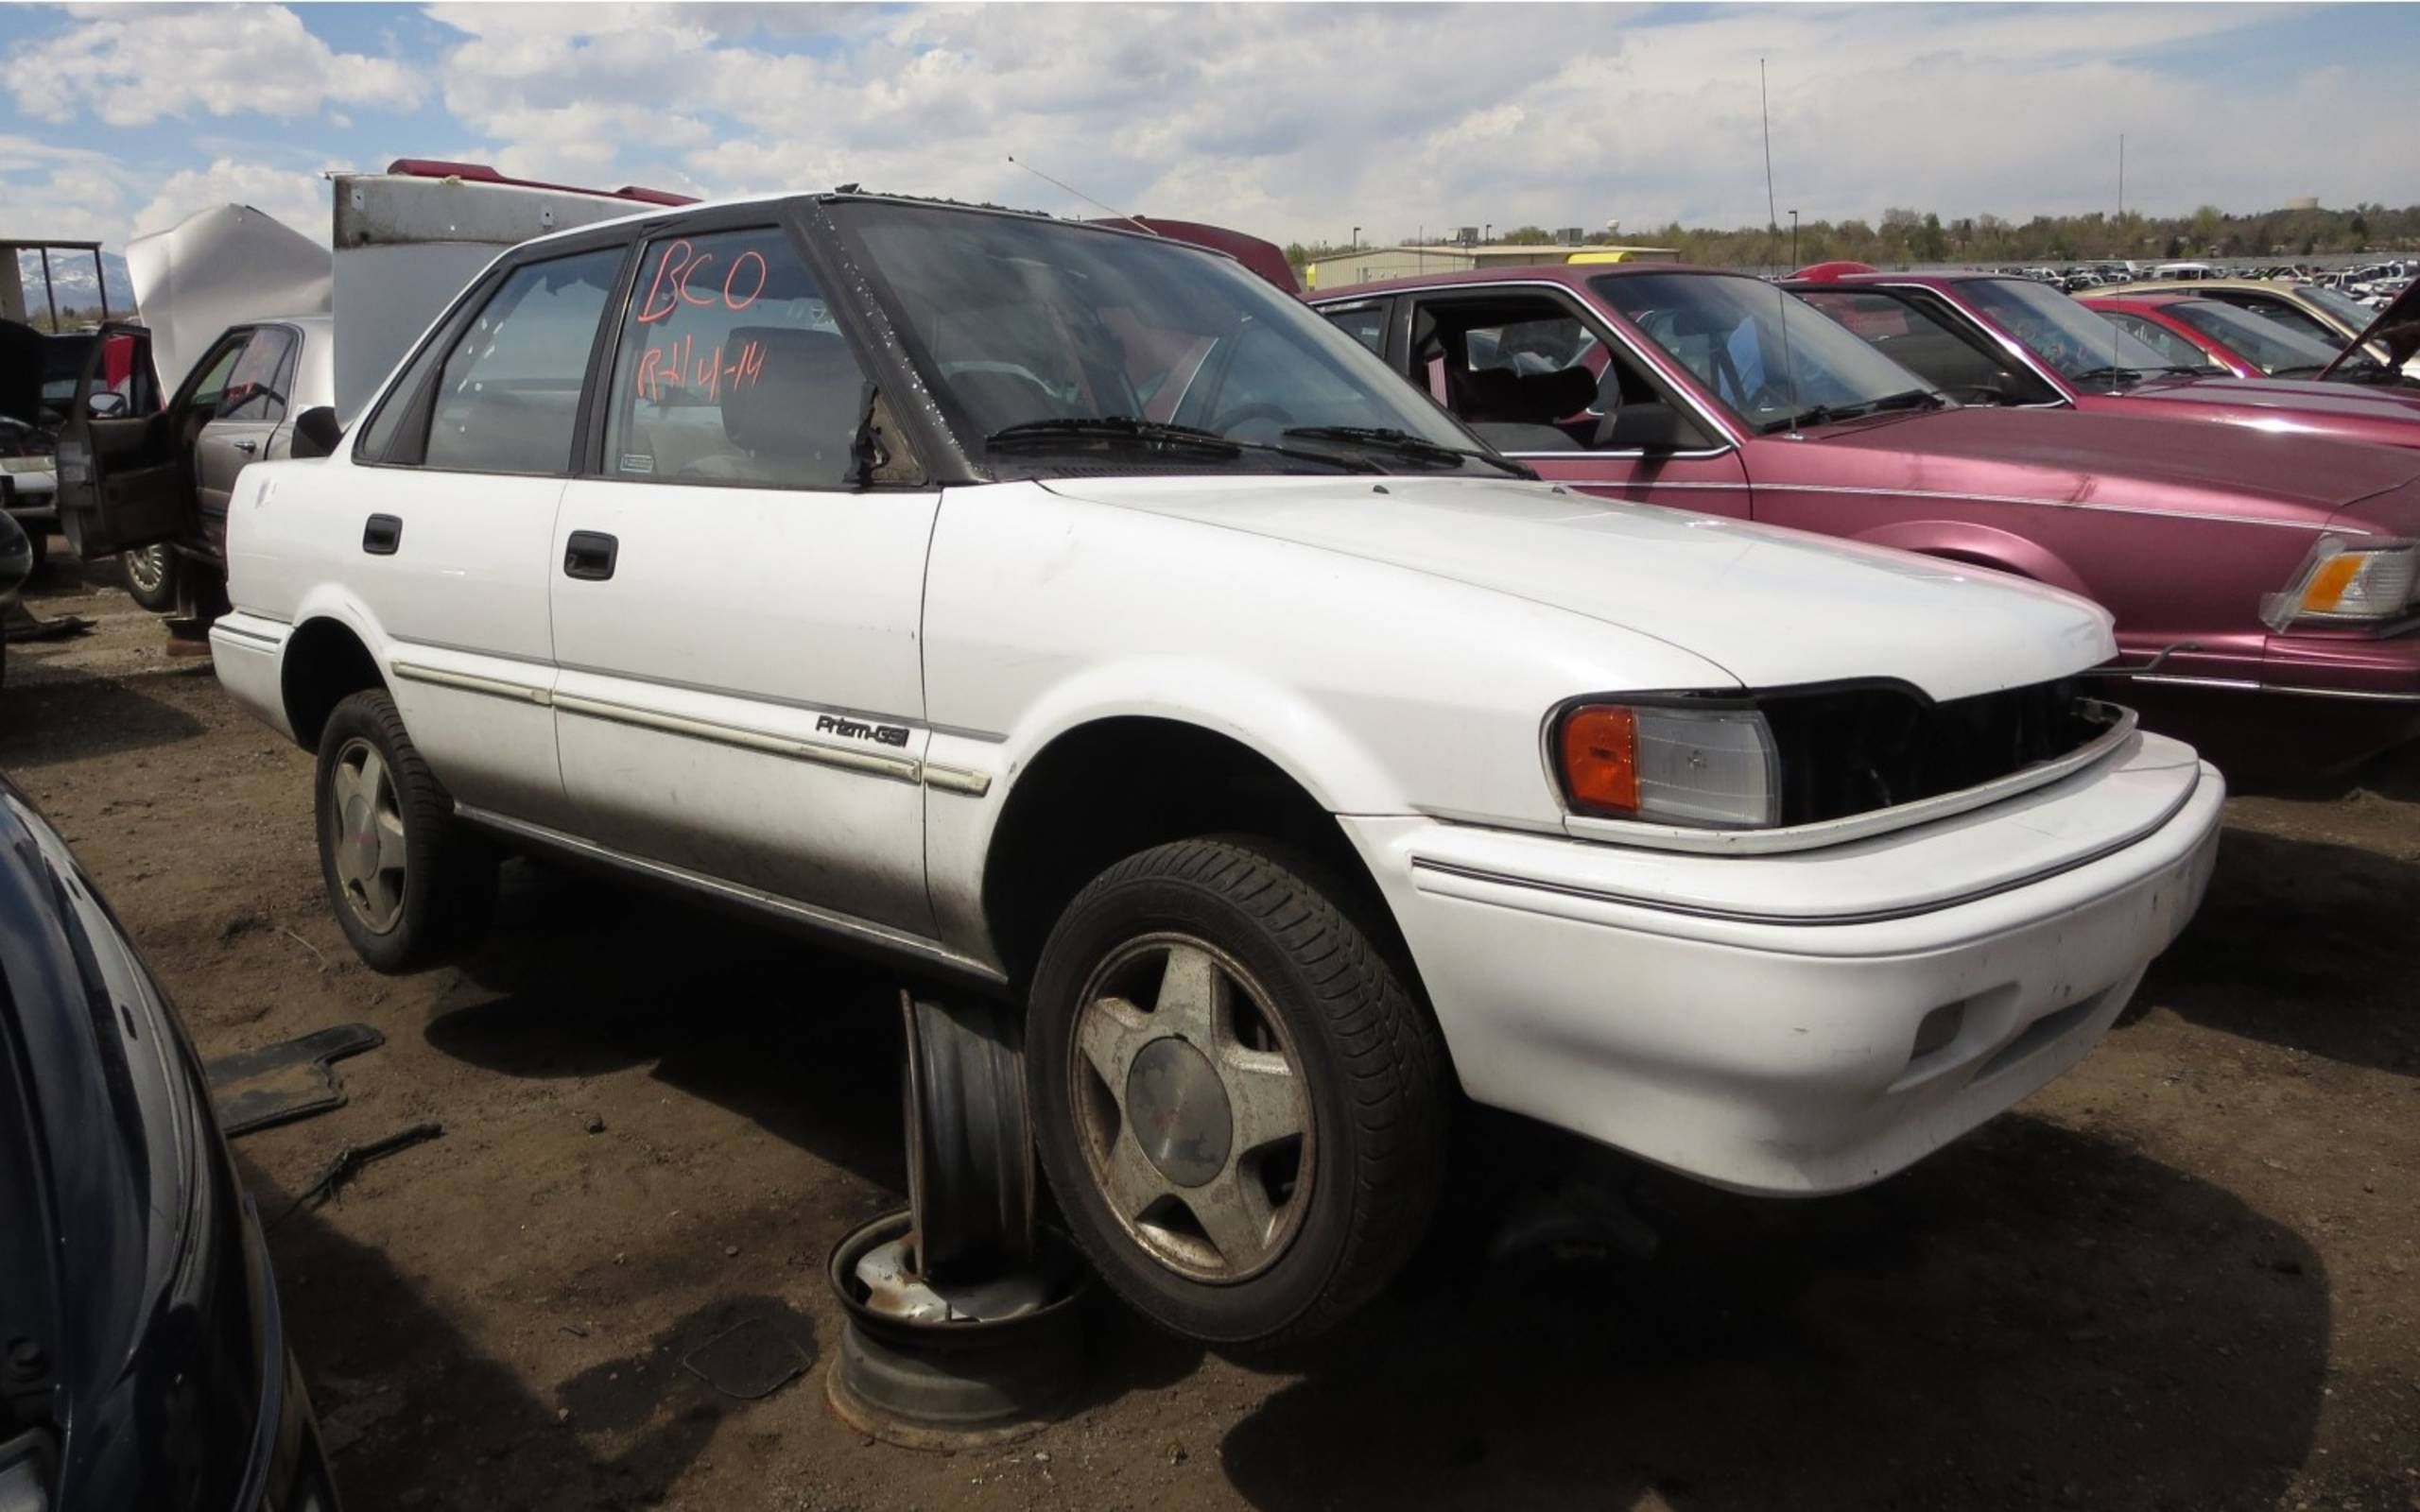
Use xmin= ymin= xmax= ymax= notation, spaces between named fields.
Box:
xmin=5 ymin=553 xmax=2415 ymax=1512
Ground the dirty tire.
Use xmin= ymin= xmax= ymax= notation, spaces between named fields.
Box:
xmin=120 ymin=542 xmax=178 ymax=610
xmin=314 ymin=689 xmax=496 ymax=973
xmin=1027 ymin=836 xmax=1447 ymax=1349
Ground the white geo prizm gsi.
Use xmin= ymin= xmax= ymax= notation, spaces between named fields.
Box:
xmin=200 ymin=194 xmax=2222 ymax=1346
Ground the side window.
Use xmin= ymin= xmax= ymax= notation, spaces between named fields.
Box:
xmin=1410 ymin=295 xmax=1703 ymax=454
xmin=1320 ymin=303 xmax=1389 ymax=356
xmin=422 ymin=248 xmax=623 ymax=476
xmin=602 ymin=228 xmax=866 ymax=489
xmin=184 ymin=338 xmax=247 ymax=414
xmin=216 ymin=327 xmax=296 ymax=423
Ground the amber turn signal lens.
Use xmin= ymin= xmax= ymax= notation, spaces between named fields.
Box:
xmin=1560 ymin=704 xmax=1639 ymax=814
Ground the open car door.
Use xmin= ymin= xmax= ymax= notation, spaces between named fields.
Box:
xmin=55 ymin=323 xmax=179 ymax=558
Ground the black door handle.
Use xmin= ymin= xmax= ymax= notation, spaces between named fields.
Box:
xmin=563 ymin=530 xmax=618 ymax=581
xmin=362 ymin=514 xmax=401 ymax=555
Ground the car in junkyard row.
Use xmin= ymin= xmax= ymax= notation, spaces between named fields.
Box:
xmin=2089 ymin=276 xmax=2420 ymax=384
xmin=96 ymin=191 xmax=2231 ymax=1346
xmin=1309 ymin=262 xmax=2420 ymax=776
xmin=2081 ymin=290 xmax=2410 ymax=387
xmin=1785 ymin=264 xmax=2420 ymax=451
xmin=0 ymin=776 xmax=338 ymax=1509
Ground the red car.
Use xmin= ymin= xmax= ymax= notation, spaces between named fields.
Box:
xmin=2083 ymin=289 xmax=2420 ymax=391
xmin=1307 ymin=263 xmax=2420 ymax=775
xmin=1787 ymin=265 xmax=2420 ymax=451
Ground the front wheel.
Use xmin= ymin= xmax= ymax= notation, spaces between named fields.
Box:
xmin=121 ymin=542 xmax=180 ymax=611
xmin=1027 ymin=837 xmax=1447 ymax=1349
xmin=314 ymin=690 xmax=496 ymax=972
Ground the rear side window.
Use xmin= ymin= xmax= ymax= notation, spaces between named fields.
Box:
xmin=601 ymin=227 xmax=867 ymax=489
xmin=421 ymin=249 xmax=623 ymax=475
xmin=216 ymin=327 xmax=296 ymax=423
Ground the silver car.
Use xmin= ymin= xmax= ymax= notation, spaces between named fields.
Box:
xmin=59 ymin=315 xmax=336 ymax=615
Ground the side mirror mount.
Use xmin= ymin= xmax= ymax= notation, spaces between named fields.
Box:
xmin=85 ymin=390 xmax=128 ymax=420
xmin=290 ymin=405 xmax=343 ymax=460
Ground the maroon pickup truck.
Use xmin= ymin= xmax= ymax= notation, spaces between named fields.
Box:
xmin=1308 ymin=263 xmax=2420 ymax=777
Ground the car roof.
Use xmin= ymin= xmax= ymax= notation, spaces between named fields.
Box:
xmin=1308 ymin=261 xmax=1739 ymax=303
xmin=2092 ymin=278 xmax=2310 ymax=299
xmin=509 ymin=188 xmax=1208 ymax=264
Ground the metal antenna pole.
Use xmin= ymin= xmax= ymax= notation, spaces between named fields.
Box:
xmin=1762 ymin=59 xmax=1804 ymax=436
xmin=1006 ymin=155 xmax=1159 ymax=235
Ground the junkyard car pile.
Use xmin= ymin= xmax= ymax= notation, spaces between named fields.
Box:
xmin=24 ymin=177 xmax=2420 ymax=1393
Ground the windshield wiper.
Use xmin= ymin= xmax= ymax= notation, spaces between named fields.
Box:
xmin=984 ymin=417 xmax=1378 ymax=472
xmin=2066 ymin=365 xmax=2152 ymax=390
xmin=1281 ymin=425 xmax=1535 ymax=478
xmin=1758 ymin=388 xmax=1942 ymax=434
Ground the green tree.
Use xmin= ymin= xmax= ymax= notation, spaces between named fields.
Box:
xmin=1500 ymin=225 xmax=1557 ymax=245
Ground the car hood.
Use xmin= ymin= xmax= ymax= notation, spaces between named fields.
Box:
xmin=1809 ymin=404 xmax=2420 ymax=516
xmin=2122 ymin=372 xmax=2420 ymax=423
xmin=0 ymin=318 xmax=43 ymax=426
xmin=2321 ymin=274 xmax=2420 ymax=381
xmin=1037 ymin=473 xmax=2113 ymax=702
xmin=128 ymin=202 xmax=330 ymax=394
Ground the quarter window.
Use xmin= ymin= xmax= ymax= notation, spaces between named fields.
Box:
xmin=1321 ymin=304 xmax=1389 ymax=356
xmin=422 ymin=248 xmax=623 ymax=475
xmin=602 ymin=228 xmax=868 ymax=489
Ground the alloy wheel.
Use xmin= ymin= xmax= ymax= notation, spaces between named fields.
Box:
xmin=1068 ymin=933 xmax=1315 ymax=1283
xmin=328 ymin=737 xmax=407 ymax=934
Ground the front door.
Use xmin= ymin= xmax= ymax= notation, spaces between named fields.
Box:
xmin=1392 ymin=285 xmax=1754 ymax=520
xmin=550 ymin=223 xmax=941 ymax=936
xmin=55 ymin=322 xmax=184 ymax=558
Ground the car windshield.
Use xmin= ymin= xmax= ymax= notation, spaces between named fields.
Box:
xmin=831 ymin=201 xmax=1497 ymax=475
xmin=1593 ymin=271 xmax=1936 ymax=430
xmin=1958 ymin=278 xmax=2178 ymax=387
xmin=2163 ymin=300 xmax=2346 ymax=376
xmin=2300 ymin=284 xmax=2383 ymax=331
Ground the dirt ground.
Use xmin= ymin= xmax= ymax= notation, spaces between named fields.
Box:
xmin=5 ymin=553 xmax=2416 ymax=1512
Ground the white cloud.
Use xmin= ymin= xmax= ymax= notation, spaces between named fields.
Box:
xmin=9 ymin=3 xmax=422 ymax=127
xmin=402 ymin=1 xmax=2407 ymax=247
xmin=132 ymin=157 xmax=336 ymax=245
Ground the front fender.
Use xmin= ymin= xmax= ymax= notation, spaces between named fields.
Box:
xmin=1847 ymin=518 xmax=2093 ymax=600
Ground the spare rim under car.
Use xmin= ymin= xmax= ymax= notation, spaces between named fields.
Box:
xmin=1068 ymin=932 xmax=1316 ymax=1284
xmin=326 ymin=736 xmax=408 ymax=935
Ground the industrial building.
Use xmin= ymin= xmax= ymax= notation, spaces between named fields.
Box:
xmin=1302 ymin=238 xmax=1678 ymax=289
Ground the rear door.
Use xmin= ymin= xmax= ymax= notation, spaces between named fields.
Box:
xmin=549 ymin=220 xmax=942 ymax=936
xmin=195 ymin=325 xmax=298 ymax=560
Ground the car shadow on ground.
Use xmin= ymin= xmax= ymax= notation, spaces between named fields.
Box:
xmin=0 ymin=662 xmax=209 ymax=765
xmin=241 ymin=1157 xmax=755 ymax=1509
xmin=1218 ymin=1110 xmax=2329 ymax=1512
xmin=2138 ymin=828 xmax=2420 ymax=1075
xmin=423 ymin=862 xmax=923 ymax=1196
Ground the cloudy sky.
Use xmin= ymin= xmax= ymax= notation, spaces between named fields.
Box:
xmin=3 ymin=0 xmax=2415 ymax=266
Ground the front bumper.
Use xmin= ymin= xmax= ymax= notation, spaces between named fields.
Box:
xmin=1348 ymin=730 xmax=2224 ymax=1194
xmin=2129 ymin=627 xmax=2420 ymax=774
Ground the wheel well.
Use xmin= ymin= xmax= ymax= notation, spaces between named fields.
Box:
xmin=281 ymin=619 xmax=385 ymax=752
xmin=981 ymin=717 xmax=1400 ymax=988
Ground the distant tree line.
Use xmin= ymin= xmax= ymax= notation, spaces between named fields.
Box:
xmin=1284 ymin=203 xmax=2420 ymax=271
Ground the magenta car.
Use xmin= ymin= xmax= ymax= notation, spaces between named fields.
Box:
xmin=1787 ymin=265 xmax=2420 ymax=451
xmin=1307 ymin=263 xmax=2420 ymax=775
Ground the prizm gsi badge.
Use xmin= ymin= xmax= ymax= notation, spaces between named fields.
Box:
xmin=817 ymin=713 xmax=910 ymax=747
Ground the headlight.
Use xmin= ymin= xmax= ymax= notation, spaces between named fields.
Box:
xmin=1553 ymin=701 xmax=1780 ymax=828
xmin=2261 ymin=536 xmax=2419 ymax=629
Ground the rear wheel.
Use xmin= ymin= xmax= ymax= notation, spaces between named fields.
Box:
xmin=314 ymin=690 xmax=496 ymax=972
xmin=1026 ymin=837 xmax=1447 ymax=1348
xmin=122 ymin=542 xmax=179 ymax=611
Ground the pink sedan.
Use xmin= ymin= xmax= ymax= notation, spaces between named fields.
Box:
xmin=1308 ymin=262 xmax=2420 ymax=776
